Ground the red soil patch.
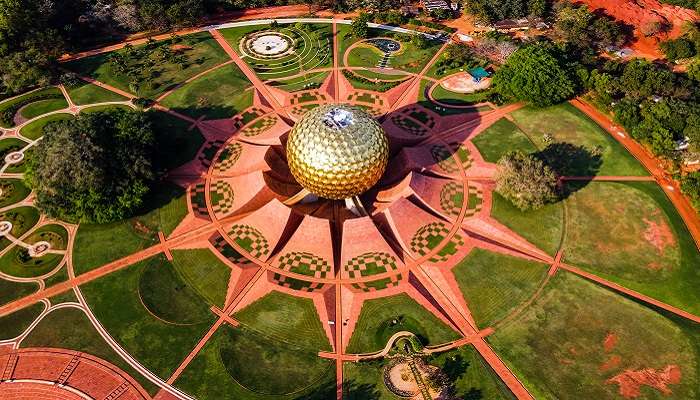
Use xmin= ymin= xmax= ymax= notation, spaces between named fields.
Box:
xmin=575 ymin=0 xmax=698 ymax=59
xmin=607 ymin=365 xmax=682 ymax=398
xmin=171 ymin=44 xmax=193 ymax=52
xmin=642 ymin=217 xmax=676 ymax=255
xmin=603 ymin=332 xmax=618 ymax=352
xmin=599 ymin=355 xmax=622 ymax=372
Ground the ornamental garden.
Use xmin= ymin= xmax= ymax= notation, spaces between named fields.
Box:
xmin=0 ymin=17 xmax=698 ymax=400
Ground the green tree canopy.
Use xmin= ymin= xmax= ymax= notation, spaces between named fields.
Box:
xmin=25 ymin=109 xmax=156 ymax=223
xmin=495 ymin=151 xmax=560 ymax=210
xmin=493 ymin=43 xmax=575 ymax=106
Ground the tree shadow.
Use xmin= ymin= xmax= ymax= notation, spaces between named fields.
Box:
xmin=341 ymin=379 xmax=383 ymax=400
xmin=534 ymin=142 xmax=602 ymax=198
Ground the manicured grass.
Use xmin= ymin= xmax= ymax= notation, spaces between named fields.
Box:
xmin=234 ymin=290 xmax=332 ymax=352
xmin=161 ymin=63 xmax=253 ymax=120
xmin=21 ymin=306 xmax=160 ymax=395
xmin=0 ymin=303 xmax=44 ymax=340
xmin=0 ymin=206 xmax=40 ymax=250
xmin=149 ymin=110 xmax=205 ymax=171
xmin=79 ymin=104 xmax=133 ymax=114
xmin=66 ymin=81 xmax=128 ymax=105
xmin=268 ymin=71 xmax=329 ymax=92
xmin=349 ymin=68 xmax=409 ymax=81
xmin=80 ymin=255 xmax=215 ymax=379
xmin=49 ymin=288 xmax=79 ymax=304
xmin=390 ymin=38 xmax=443 ymax=74
xmin=510 ymin=103 xmax=648 ymax=176
xmin=171 ymin=249 xmax=231 ymax=308
xmin=489 ymin=271 xmax=698 ymax=399
xmin=0 ymin=277 xmax=38 ymax=306
xmin=19 ymin=113 xmax=75 ymax=140
xmin=0 ymin=244 xmax=63 ymax=278
xmin=43 ymin=264 xmax=68 ymax=287
xmin=346 ymin=293 xmax=460 ymax=353
xmin=472 ymin=118 xmax=538 ymax=163
xmin=73 ymin=182 xmax=185 ymax=274
xmin=175 ymin=325 xmax=336 ymax=399
xmin=0 ymin=179 xmax=31 ymax=208
xmin=564 ymin=181 xmax=700 ymax=314
xmin=0 ymin=137 xmax=29 ymax=173
xmin=0 ymin=87 xmax=64 ymax=128
xmin=343 ymin=360 xmax=400 ymax=399
xmin=347 ymin=45 xmax=384 ymax=68
xmin=65 ymin=31 xmax=230 ymax=99
xmin=19 ymin=97 xmax=68 ymax=120
xmin=138 ymin=258 xmax=212 ymax=324
xmin=431 ymin=84 xmax=493 ymax=106
xmin=453 ymin=249 xmax=549 ymax=329
xmin=491 ymin=192 xmax=564 ymax=256
xmin=25 ymin=224 xmax=68 ymax=250
xmin=418 ymin=80 xmax=490 ymax=116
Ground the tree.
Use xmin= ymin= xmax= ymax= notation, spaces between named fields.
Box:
xmin=492 ymin=43 xmax=575 ymax=106
xmin=25 ymin=109 xmax=156 ymax=223
xmin=351 ymin=13 xmax=370 ymax=38
xmin=495 ymin=151 xmax=559 ymax=210
xmin=0 ymin=47 xmax=53 ymax=94
xmin=660 ymin=38 xmax=697 ymax=61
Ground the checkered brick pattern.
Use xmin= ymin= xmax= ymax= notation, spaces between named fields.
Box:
xmin=290 ymin=91 xmax=327 ymax=105
xmin=350 ymin=275 xmax=402 ymax=293
xmin=347 ymin=92 xmax=384 ymax=107
xmin=190 ymin=183 xmax=210 ymax=219
xmin=210 ymin=233 xmax=251 ymax=265
xmin=439 ymin=181 xmax=465 ymax=217
xmin=227 ymin=224 xmax=269 ymax=260
xmin=277 ymin=251 xmax=331 ymax=279
xmin=198 ymin=140 xmax=225 ymax=168
xmin=391 ymin=115 xmax=428 ymax=137
xmin=214 ymin=142 xmax=243 ymax=173
xmin=431 ymin=144 xmax=473 ymax=174
xmin=210 ymin=181 xmax=235 ymax=216
xmin=232 ymin=107 xmax=265 ymax=130
xmin=240 ymin=116 xmax=277 ymax=137
xmin=344 ymin=252 xmax=398 ymax=278
xmin=290 ymin=104 xmax=320 ymax=117
xmin=270 ymin=272 xmax=324 ymax=292
xmin=410 ymin=222 xmax=465 ymax=263
xmin=466 ymin=183 xmax=484 ymax=217
xmin=405 ymin=107 xmax=436 ymax=128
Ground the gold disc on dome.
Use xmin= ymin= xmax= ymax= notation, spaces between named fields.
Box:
xmin=286 ymin=104 xmax=389 ymax=200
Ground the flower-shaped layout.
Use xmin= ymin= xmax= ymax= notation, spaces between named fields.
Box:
xmin=0 ymin=18 xmax=698 ymax=400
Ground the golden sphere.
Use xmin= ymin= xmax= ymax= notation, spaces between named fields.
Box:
xmin=286 ymin=104 xmax=389 ymax=200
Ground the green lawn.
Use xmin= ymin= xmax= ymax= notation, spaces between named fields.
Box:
xmin=510 ymin=103 xmax=648 ymax=176
xmin=0 ymin=179 xmax=31 ymax=208
xmin=0 ymin=244 xmax=63 ymax=278
xmin=72 ymin=182 xmax=185 ymax=274
xmin=489 ymin=271 xmax=698 ymax=399
xmin=491 ymin=192 xmax=564 ymax=256
xmin=161 ymin=63 xmax=253 ymax=120
xmin=171 ymin=249 xmax=231 ymax=308
xmin=0 ymin=277 xmax=38 ymax=306
xmin=564 ymin=181 xmax=700 ymax=314
xmin=64 ymin=31 xmax=230 ymax=99
xmin=21 ymin=306 xmax=160 ymax=395
xmin=0 ymin=206 xmax=40 ymax=250
xmin=346 ymin=293 xmax=460 ymax=353
xmin=19 ymin=113 xmax=75 ymax=140
xmin=0 ymin=137 xmax=29 ymax=173
xmin=0 ymin=87 xmax=64 ymax=128
xmin=343 ymin=360 xmax=402 ymax=399
xmin=234 ymin=290 xmax=332 ymax=352
xmin=268 ymin=71 xmax=330 ymax=92
xmin=79 ymin=104 xmax=133 ymax=114
xmin=431 ymin=85 xmax=493 ymax=107
xmin=149 ymin=110 xmax=205 ymax=171
xmin=19 ymin=97 xmax=68 ymax=120
xmin=25 ymin=224 xmax=68 ymax=249
xmin=347 ymin=45 xmax=384 ymax=68
xmin=418 ymin=80 xmax=490 ymax=116
xmin=0 ymin=303 xmax=44 ymax=340
xmin=453 ymin=249 xmax=549 ymax=329
xmin=472 ymin=118 xmax=538 ymax=163
xmin=66 ymin=81 xmax=128 ymax=105
xmin=175 ymin=325 xmax=336 ymax=399
xmin=79 ymin=255 xmax=215 ymax=379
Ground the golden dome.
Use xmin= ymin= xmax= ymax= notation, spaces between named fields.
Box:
xmin=286 ymin=104 xmax=389 ymax=200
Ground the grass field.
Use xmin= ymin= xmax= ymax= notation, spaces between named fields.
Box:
xmin=510 ymin=104 xmax=648 ymax=176
xmin=268 ymin=71 xmax=330 ymax=92
xmin=149 ymin=110 xmax=205 ymax=171
xmin=472 ymin=118 xmax=538 ymax=163
xmin=234 ymin=290 xmax=332 ymax=352
xmin=0 ymin=137 xmax=29 ymax=173
xmin=430 ymin=85 xmax=493 ymax=107
xmin=347 ymin=45 xmax=384 ymax=68
xmin=453 ymin=249 xmax=549 ymax=329
xmin=0 ymin=277 xmax=38 ymax=306
xmin=0 ymin=87 xmax=64 ymax=128
xmin=19 ymin=98 xmax=68 ymax=120
xmin=80 ymin=255 xmax=215 ymax=379
xmin=72 ymin=182 xmax=185 ymax=274
xmin=489 ymin=271 xmax=698 ymax=399
xmin=343 ymin=360 xmax=403 ymax=399
xmin=491 ymin=192 xmax=564 ymax=256
xmin=0 ymin=244 xmax=63 ymax=278
xmin=66 ymin=81 xmax=128 ymax=105
xmin=564 ymin=181 xmax=700 ymax=314
xmin=19 ymin=113 xmax=75 ymax=140
xmin=170 ymin=249 xmax=231 ymax=307
xmin=65 ymin=31 xmax=229 ymax=99
xmin=418 ymin=80 xmax=490 ymax=116
xmin=160 ymin=63 xmax=253 ymax=120
xmin=21 ymin=306 xmax=160 ymax=395
xmin=25 ymin=224 xmax=68 ymax=249
xmin=0 ymin=179 xmax=31 ymax=208
xmin=0 ymin=302 xmax=43 ymax=340
xmin=0 ymin=206 xmax=40 ymax=250
xmin=346 ymin=293 xmax=460 ymax=353
xmin=175 ymin=325 xmax=336 ymax=399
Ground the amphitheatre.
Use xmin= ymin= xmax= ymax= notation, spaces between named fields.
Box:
xmin=0 ymin=12 xmax=699 ymax=400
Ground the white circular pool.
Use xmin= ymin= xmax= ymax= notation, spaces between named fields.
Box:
xmin=248 ymin=33 xmax=291 ymax=56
